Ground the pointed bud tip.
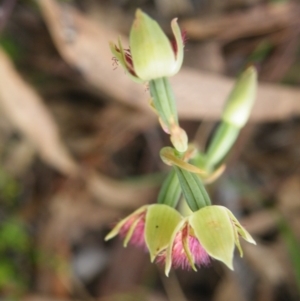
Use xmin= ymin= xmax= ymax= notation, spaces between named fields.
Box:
xmin=135 ymin=8 xmax=143 ymax=16
xmin=134 ymin=8 xmax=144 ymax=22
xmin=222 ymin=65 xmax=257 ymax=128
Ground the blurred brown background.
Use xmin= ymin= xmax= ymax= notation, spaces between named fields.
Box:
xmin=0 ymin=0 xmax=300 ymax=300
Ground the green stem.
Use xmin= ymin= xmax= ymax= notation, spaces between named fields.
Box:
xmin=205 ymin=121 xmax=240 ymax=170
xmin=149 ymin=77 xmax=178 ymax=127
xmin=157 ymin=168 xmax=181 ymax=208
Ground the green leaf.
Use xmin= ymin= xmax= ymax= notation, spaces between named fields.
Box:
xmin=174 ymin=166 xmax=211 ymax=211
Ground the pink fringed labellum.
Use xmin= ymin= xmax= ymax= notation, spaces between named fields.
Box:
xmin=105 ymin=204 xmax=182 ymax=262
xmin=118 ymin=212 xmax=146 ymax=249
xmin=163 ymin=219 xmax=211 ymax=275
xmin=157 ymin=222 xmax=210 ymax=270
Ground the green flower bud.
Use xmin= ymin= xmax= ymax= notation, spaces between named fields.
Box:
xmin=130 ymin=9 xmax=184 ymax=81
xmin=222 ymin=66 xmax=257 ymax=128
xmin=110 ymin=9 xmax=184 ymax=82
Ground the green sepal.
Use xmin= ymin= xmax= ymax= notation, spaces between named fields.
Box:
xmin=189 ymin=206 xmax=235 ymax=270
xmin=174 ymin=166 xmax=211 ymax=212
xmin=104 ymin=205 xmax=148 ymax=242
xmin=226 ymin=209 xmax=256 ymax=255
xmin=145 ymin=204 xmax=182 ymax=262
xmin=182 ymin=225 xmax=197 ymax=271
xmin=165 ymin=219 xmax=186 ymax=276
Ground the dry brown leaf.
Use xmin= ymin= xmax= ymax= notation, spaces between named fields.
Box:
xmin=86 ymin=171 xmax=157 ymax=209
xmin=37 ymin=0 xmax=147 ymax=113
xmin=182 ymin=3 xmax=299 ymax=42
xmin=38 ymin=0 xmax=300 ymax=122
xmin=278 ymin=175 xmax=300 ymax=212
xmin=243 ymin=242 xmax=287 ymax=284
xmin=0 ymin=48 xmax=78 ymax=176
xmin=278 ymin=175 xmax=300 ymax=241
xmin=213 ymin=274 xmax=246 ymax=301
xmin=171 ymin=68 xmax=300 ymax=122
xmin=241 ymin=210 xmax=277 ymax=236
xmin=23 ymin=296 xmax=71 ymax=301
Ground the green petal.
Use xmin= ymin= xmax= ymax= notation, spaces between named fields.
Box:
xmin=123 ymin=215 xmax=142 ymax=247
xmin=109 ymin=39 xmax=144 ymax=84
xmin=171 ymin=18 xmax=184 ymax=75
xmin=130 ymin=9 xmax=175 ymax=81
xmin=189 ymin=206 xmax=235 ymax=270
xmin=182 ymin=226 xmax=197 ymax=271
xmin=165 ymin=219 xmax=187 ymax=276
xmin=109 ymin=39 xmax=127 ymax=70
xmin=226 ymin=209 xmax=256 ymax=245
xmin=232 ymin=222 xmax=243 ymax=257
xmin=104 ymin=205 xmax=148 ymax=241
xmin=145 ymin=204 xmax=182 ymax=262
